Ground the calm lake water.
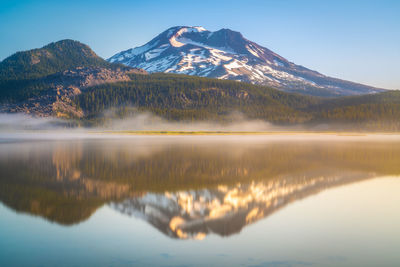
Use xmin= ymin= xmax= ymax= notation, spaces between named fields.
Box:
xmin=0 ymin=135 xmax=400 ymax=267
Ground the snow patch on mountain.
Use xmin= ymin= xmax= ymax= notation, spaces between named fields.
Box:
xmin=108 ymin=26 xmax=384 ymax=96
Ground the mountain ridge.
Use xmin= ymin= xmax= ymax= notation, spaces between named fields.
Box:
xmin=0 ymin=38 xmax=399 ymax=130
xmin=108 ymin=26 xmax=384 ymax=97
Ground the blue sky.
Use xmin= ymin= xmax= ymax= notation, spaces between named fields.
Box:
xmin=1 ymin=0 xmax=399 ymax=89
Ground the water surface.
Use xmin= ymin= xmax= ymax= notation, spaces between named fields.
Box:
xmin=0 ymin=136 xmax=399 ymax=266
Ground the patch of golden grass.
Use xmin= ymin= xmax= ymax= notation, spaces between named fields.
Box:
xmin=95 ymin=130 xmax=393 ymax=136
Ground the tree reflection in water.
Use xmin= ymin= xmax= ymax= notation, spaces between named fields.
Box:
xmin=0 ymin=138 xmax=399 ymax=238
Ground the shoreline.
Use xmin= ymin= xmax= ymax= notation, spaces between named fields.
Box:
xmin=1 ymin=131 xmax=400 ymax=142
xmin=98 ymin=130 xmax=400 ymax=136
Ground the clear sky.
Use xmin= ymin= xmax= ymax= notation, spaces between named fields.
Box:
xmin=0 ymin=0 xmax=399 ymax=89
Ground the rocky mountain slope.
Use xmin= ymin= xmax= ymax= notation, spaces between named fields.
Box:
xmin=0 ymin=40 xmax=145 ymax=117
xmin=1 ymin=67 xmax=144 ymax=117
xmin=109 ymin=26 xmax=384 ymax=97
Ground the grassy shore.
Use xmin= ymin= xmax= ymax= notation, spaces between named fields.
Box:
xmin=97 ymin=130 xmax=399 ymax=136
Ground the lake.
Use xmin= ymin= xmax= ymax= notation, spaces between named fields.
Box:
xmin=0 ymin=135 xmax=400 ymax=267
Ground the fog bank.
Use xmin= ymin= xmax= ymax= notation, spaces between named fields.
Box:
xmin=1 ymin=112 xmax=400 ymax=142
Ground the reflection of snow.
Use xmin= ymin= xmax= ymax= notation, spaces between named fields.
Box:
xmin=111 ymin=173 xmax=369 ymax=240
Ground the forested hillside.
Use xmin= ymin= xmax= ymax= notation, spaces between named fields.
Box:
xmin=75 ymin=73 xmax=400 ymax=130
xmin=76 ymin=73 xmax=318 ymax=123
xmin=0 ymin=40 xmax=110 ymax=81
xmin=311 ymin=91 xmax=400 ymax=130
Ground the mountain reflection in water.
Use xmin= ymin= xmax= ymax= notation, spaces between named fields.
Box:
xmin=0 ymin=137 xmax=399 ymax=239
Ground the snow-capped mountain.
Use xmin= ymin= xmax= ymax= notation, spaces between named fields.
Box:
xmin=108 ymin=26 xmax=383 ymax=96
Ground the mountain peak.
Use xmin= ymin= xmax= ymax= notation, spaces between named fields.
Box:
xmin=215 ymin=28 xmax=242 ymax=35
xmin=0 ymin=39 xmax=110 ymax=80
xmin=166 ymin=25 xmax=208 ymax=33
xmin=45 ymin=39 xmax=85 ymax=47
xmin=108 ymin=27 xmax=383 ymax=96
xmin=42 ymin=39 xmax=98 ymax=57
